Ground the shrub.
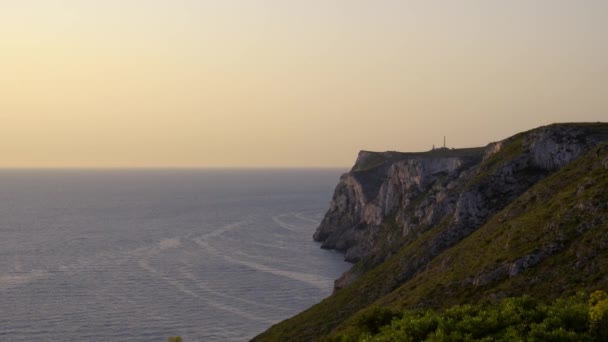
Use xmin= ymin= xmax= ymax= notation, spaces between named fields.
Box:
xmin=335 ymin=292 xmax=608 ymax=341
xmin=354 ymin=306 xmax=399 ymax=335
xmin=589 ymin=290 xmax=608 ymax=340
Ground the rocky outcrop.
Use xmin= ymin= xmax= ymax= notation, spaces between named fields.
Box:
xmin=255 ymin=123 xmax=608 ymax=342
xmin=314 ymin=148 xmax=484 ymax=263
xmin=465 ymin=243 xmax=563 ymax=287
xmin=315 ymin=123 xmax=608 ymax=289
xmin=446 ymin=123 xmax=608 ymax=246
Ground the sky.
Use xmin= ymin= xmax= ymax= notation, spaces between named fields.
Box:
xmin=1 ymin=1 xmax=607 ymax=168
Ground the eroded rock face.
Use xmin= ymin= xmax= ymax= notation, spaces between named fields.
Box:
xmin=447 ymin=125 xmax=608 ymax=248
xmin=483 ymin=141 xmax=503 ymax=161
xmin=528 ymin=124 xmax=608 ymax=171
xmin=315 ymin=124 xmax=608 ymax=290
xmin=314 ymin=149 xmax=484 ymax=263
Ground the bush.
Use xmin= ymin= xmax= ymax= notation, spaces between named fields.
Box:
xmin=354 ymin=306 xmax=399 ymax=335
xmin=589 ymin=291 xmax=608 ymax=340
xmin=335 ymin=292 xmax=608 ymax=341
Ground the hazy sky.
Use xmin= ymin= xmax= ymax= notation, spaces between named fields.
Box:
xmin=1 ymin=1 xmax=607 ymax=168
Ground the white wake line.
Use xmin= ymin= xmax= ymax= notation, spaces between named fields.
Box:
xmin=222 ymin=253 xmax=330 ymax=290
xmin=201 ymin=221 xmax=248 ymax=239
xmin=140 ymin=260 xmax=273 ymax=324
xmin=1 ymin=248 xmax=137 ymax=291
xmin=0 ymin=237 xmax=165 ymax=290
xmin=193 ymin=223 xmax=332 ymax=290
xmin=0 ymin=270 xmax=49 ymax=290
xmin=135 ymin=224 xmax=278 ymax=324
xmin=140 ymin=259 xmax=274 ymax=323
xmin=233 ymin=249 xmax=290 ymax=263
xmin=179 ymin=266 xmax=292 ymax=312
xmin=294 ymin=211 xmax=323 ymax=224
xmin=272 ymin=213 xmax=316 ymax=232
xmin=237 ymin=240 xmax=289 ymax=251
xmin=272 ymin=214 xmax=299 ymax=232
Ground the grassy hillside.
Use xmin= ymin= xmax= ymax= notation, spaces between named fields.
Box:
xmin=328 ymin=143 xmax=608 ymax=339
xmin=385 ymin=143 xmax=608 ymax=307
xmin=332 ymin=292 xmax=608 ymax=341
xmin=254 ymin=124 xmax=608 ymax=342
xmin=352 ymin=148 xmax=485 ymax=172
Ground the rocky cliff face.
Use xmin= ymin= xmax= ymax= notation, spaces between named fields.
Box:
xmin=255 ymin=123 xmax=608 ymax=342
xmin=314 ymin=123 xmax=608 ymax=289
xmin=313 ymin=149 xmax=483 ymax=263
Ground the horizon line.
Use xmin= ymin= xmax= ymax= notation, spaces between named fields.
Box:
xmin=0 ymin=166 xmax=351 ymax=171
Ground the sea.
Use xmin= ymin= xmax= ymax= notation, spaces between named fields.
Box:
xmin=0 ymin=169 xmax=351 ymax=341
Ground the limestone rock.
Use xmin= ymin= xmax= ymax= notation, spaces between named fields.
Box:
xmin=314 ymin=123 xmax=608 ymax=289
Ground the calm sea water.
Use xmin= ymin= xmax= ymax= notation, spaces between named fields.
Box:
xmin=0 ymin=169 xmax=350 ymax=341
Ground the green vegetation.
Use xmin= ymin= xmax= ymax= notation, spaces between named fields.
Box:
xmin=353 ymin=148 xmax=484 ymax=172
xmin=324 ymin=143 xmax=608 ymax=338
xmin=354 ymin=152 xmax=389 ymax=172
xmin=333 ymin=292 xmax=608 ymax=341
xmin=254 ymin=124 xmax=608 ymax=342
xmin=253 ymin=220 xmax=451 ymax=341
xmin=167 ymin=336 xmax=183 ymax=342
xmin=376 ymin=143 xmax=608 ymax=310
xmin=589 ymin=291 xmax=608 ymax=340
xmin=466 ymin=133 xmax=525 ymax=189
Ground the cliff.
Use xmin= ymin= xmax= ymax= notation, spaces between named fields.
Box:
xmin=314 ymin=148 xmax=484 ymax=263
xmin=254 ymin=122 xmax=608 ymax=342
xmin=315 ymin=123 xmax=608 ymax=290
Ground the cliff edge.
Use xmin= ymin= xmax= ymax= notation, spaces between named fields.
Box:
xmin=254 ymin=122 xmax=608 ymax=342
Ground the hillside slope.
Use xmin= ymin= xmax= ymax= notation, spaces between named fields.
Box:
xmin=331 ymin=142 xmax=608 ymax=340
xmin=254 ymin=123 xmax=608 ymax=342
